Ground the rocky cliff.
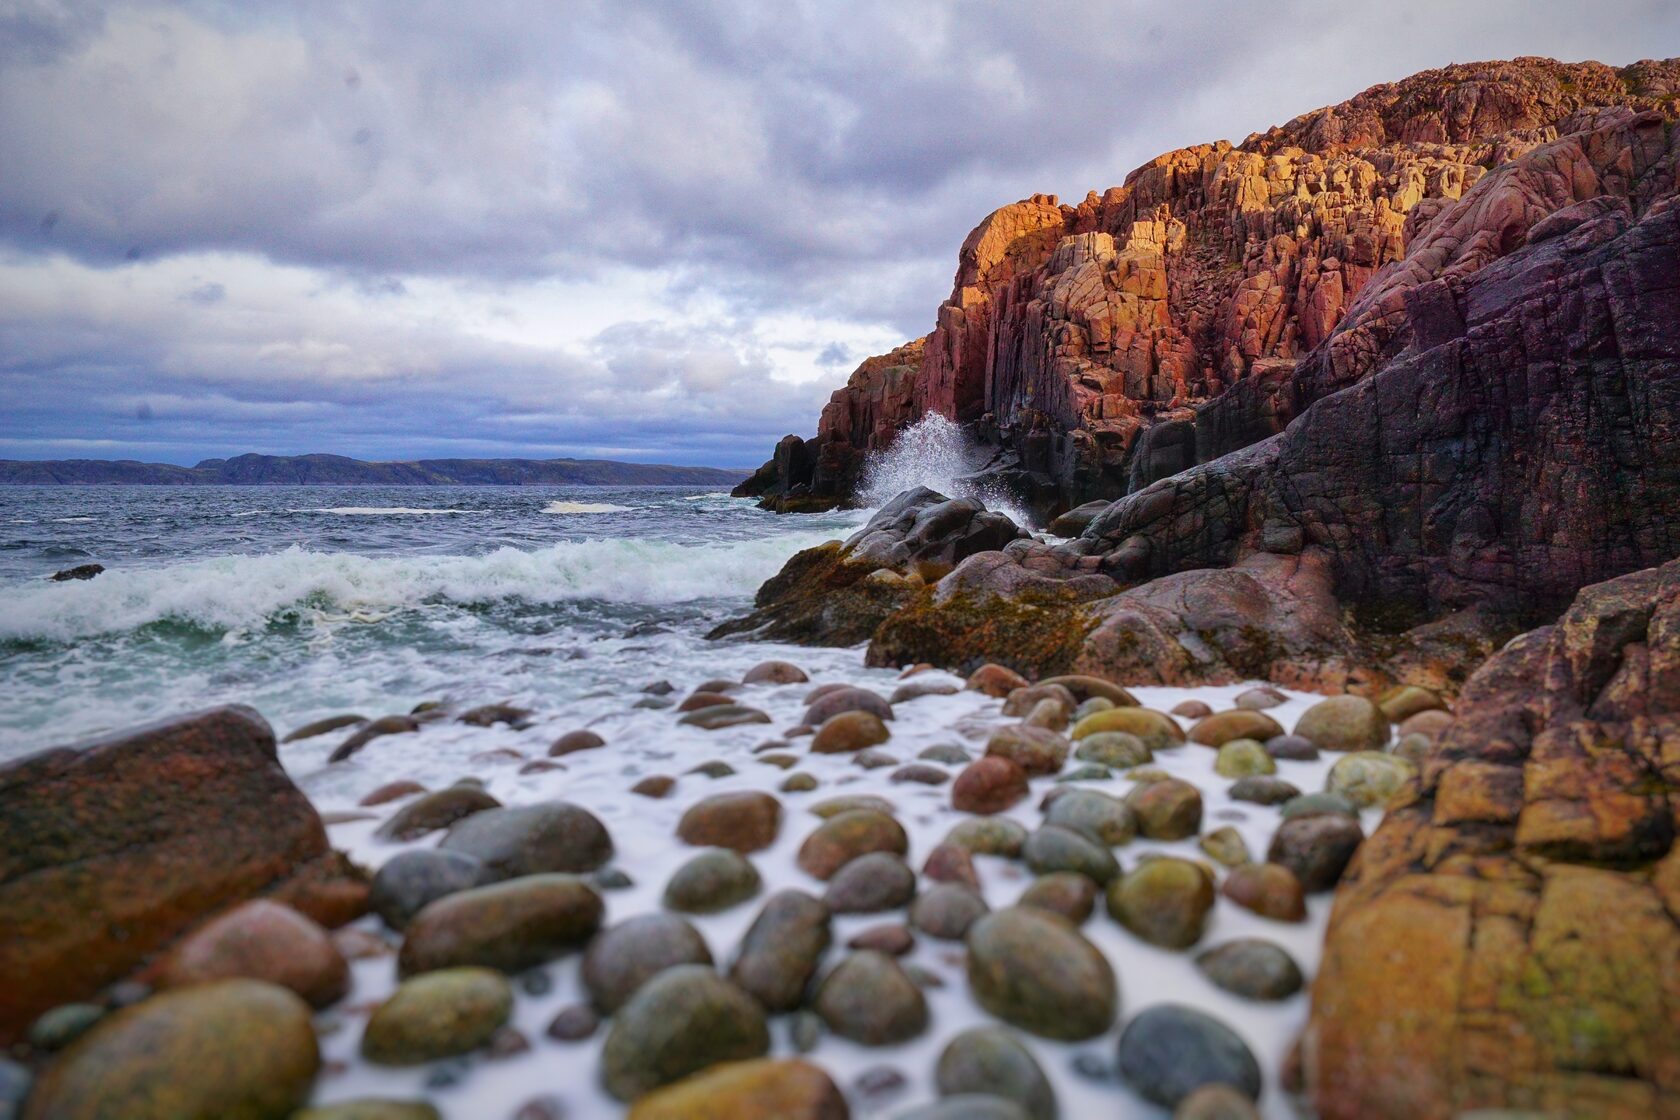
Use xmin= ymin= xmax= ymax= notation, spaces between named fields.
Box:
xmin=739 ymin=56 xmax=1680 ymax=517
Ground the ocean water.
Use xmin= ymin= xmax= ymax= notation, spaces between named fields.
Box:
xmin=0 ymin=484 xmax=862 ymax=757
xmin=0 ymin=483 xmax=1369 ymax=1119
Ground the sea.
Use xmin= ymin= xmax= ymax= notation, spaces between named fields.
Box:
xmin=0 ymin=476 xmax=1365 ymax=1119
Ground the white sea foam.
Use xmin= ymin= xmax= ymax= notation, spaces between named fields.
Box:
xmin=301 ymin=506 xmax=471 ymax=516
xmin=0 ymin=530 xmax=844 ymax=642
xmin=541 ymin=501 xmax=634 ymax=514
xmin=859 ymin=413 xmax=1036 ymax=526
xmin=51 ymin=516 xmax=96 ymax=523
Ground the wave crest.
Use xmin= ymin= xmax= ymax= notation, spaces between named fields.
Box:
xmin=0 ymin=531 xmax=840 ymax=642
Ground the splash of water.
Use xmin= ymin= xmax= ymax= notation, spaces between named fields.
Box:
xmin=858 ymin=413 xmax=1035 ymax=526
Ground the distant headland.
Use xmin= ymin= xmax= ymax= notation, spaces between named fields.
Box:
xmin=0 ymin=453 xmax=749 ymax=487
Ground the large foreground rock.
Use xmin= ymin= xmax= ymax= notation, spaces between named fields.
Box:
xmin=0 ymin=706 xmax=366 ymax=1042
xmin=626 ymin=1058 xmax=847 ymax=1120
xmin=1307 ymin=558 xmax=1680 ymax=1119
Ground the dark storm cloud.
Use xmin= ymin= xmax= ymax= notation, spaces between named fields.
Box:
xmin=0 ymin=0 xmax=1676 ymax=464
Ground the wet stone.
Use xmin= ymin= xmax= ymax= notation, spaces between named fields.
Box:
xmin=676 ymin=791 xmax=782 ymax=852
xmin=936 ymin=1025 xmax=1057 ymax=1120
xmin=919 ymin=744 xmax=971 ymax=765
xmin=1267 ymin=814 xmax=1364 ymax=892
xmin=943 ymin=817 xmax=1027 ymax=858
xmin=853 ymin=748 xmax=898 ymax=770
xmin=966 ymin=907 xmax=1117 ymax=1041
xmin=1214 ymin=739 xmax=1276 ymax=778
xmin=1044 ymin=788 xmax=1136 ymax=845
xmin=1228 ymin=776 xmax=1301 ymax=806
xmin=1198 ymin=826 xmax=1251 ymax=867
xmin=1220 ymin=862 xmax=1307 ymax=922
xmin=371 ymin=849 xmax=491 ymax=930
xmin=375 ymin=786 xmax=501 ymax=842
xmin=582 ymin=913 xmax=714 ymax=1013
xmin=796 ymin=809 xmax=908 ymax=880
xmin=1073 ymin=731 xmax=1152 ymax=769
xmin=1126 ymin=778 xmax=1203 ymax=840
xmin=891 ymin=763 xmax=950 ymax=785
xmin=824 ymin=852 xmax=916 ymax=914
xmin=599 ymin=966 xmax=769 ymax=1101
xmin=362 ymin=968 xmax=513 ymax=1066
xmin=1018 ymin=871 xmax=1098 ymax=924
xmin=438 ymin=801 xmax=613 ymax=879
xmin=1107 ymin=857 xmax=1215 ymax=949
xmin=686 ymin=760 xmax=736 ymax=779
xmin=663 ymin=848 xmax=762 ymax=913
xmin=812 ymin=951 xmax=928 ymax=1045
xmin=729 ymin=890 xmax=833 ymax=1012
xmin=1264 ymin=734 xmax=1320 ymax=761
xmin=1116 ymin=1003 xmax=1261 ymax=1107
xmin=1195 ymin=939 xmax=1304 ymax=1000
xmin=545 ymin=1003 xmax=599 ymax=1042
xmin=922 ymin=842 xmax=981 ymax=889
xmin=908 ymin=883 xmax=989 ymax=940
xmin=1022 ymin=825 xmax=1119 ymax=884
xmin=848 ymin=923 xmax=915 ymax=955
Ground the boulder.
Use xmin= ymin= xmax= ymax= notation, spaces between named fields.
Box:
xmin=600 ymin=966 xmax=770 ymax=1101
xmin=951 ymin=756 xmax=1029 ymax=814
xmin=1117 ymin=1003 xmax=1260 ymax=1107
xmin=583 ymin=914 xmax=714 ymax=1013
xmin=1022 ymin=825 xmax=1119 ymax=884
xmin=824 ymin=852 xmax=916 ymax=913
xmin=1043 ymin=788 xmax=1136 ymax=845
xmin=0 ymin=706 xmax=365 ymax=1042
xmin=936 ymin=1026 xmax=1057 ymax=1120
xmin=984 ymin=725 xmax=1069 ymax=775
xmin=361 ymin=968 xmax=512 ymax=1065
xmin=1018 ymin=871 xmax=1098 ymax=924
xmin=664 ymin=849 xmax=763 ymax=913
xmin=1189 ymin=710 xmax=1284 ymax=747
xmin=374 ymin=786 xmax=500 ymax=841
xmin=1310 ymin=558 xmax=1680 ymax=1119
xmin=369 ymin=849 xmax=491 ymax=930
xmin=21 ymin=980 xmax=318 ymax=1120
xmin=812 ymin=951 xmax=928 ymax=1044
xmin=156 ymin=900 xmax=348 ymax=1008
xmin=677 ymin=791 xmax=782 ymax=852
xmin=626 ymin=1058 xmax=846 ymax=1120
xmin=966 ymin=907 xmax=1117 ymax=1040
xmin=397 ymin=874 xmax=603 ymax=975
xmin=743 ymin=661 xmax=810 ymax=685
xmin=1107 ymin=857 xmax=1215 ymax=949
xmin=437 ymin=802 xmax=613 ymax=878
xmin=1293 ymin=696 xmax=1389 ymax=753
xmin=797 ymin=810 xmax=909 ymax=880
xmin=1267 ymin=814 xmax=1364 ymax=892
xmin=729 ymin=890 xmax=833 ymax=1011
xmin=1220 ymin=862 xmax=1306 ymax=922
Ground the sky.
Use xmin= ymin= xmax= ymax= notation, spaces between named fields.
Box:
xmin=2 ymin=1 xmax=1677 ymax=468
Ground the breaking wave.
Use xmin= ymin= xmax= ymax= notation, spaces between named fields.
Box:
xmin=858 ymin=413 xmax=1035 ymax=526
xmin=541 ymin=501 xmax=634 ymax=514
xmin=0 ymin=530 xmax=842 ymax=643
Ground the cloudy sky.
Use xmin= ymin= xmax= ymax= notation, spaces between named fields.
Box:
xmin=2 ymin=1 xmax=1676 ymax=467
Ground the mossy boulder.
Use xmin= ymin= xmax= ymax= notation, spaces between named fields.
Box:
xmin=1125 ymin=777 xmax=1203 ymax=839
xmin=812 ymin=951 xmax=928 ymax=1044
xmin=23 ymin=980 xmax=318 ymax=1120
xmin=1106 ymin=857 xmax=1215 ymax=949
xmin=1214 ymin=739 xmax=1276 ymax=778
xmin=1073 ymin=731 xmax=1152 ymax=769
xmin=625 ymin=1058 xmax=845 ymax=1120
xmin=1326 ymin=751 xmax=1416 ymax=808
xmin=663 ymin=849 xmax=762 ymax=913
xmin=1189 ymin=710 xmax=1283 ymax=747
xmin=936 ymin=1026 xmax=1057 ymax=1120
xmin=796 ymin=810 xmax=908 ymax=880
xmin=397 ymin=874 xmax=602 ymax=976
xmin=361 ymin=968 xmax=512 ymax=1066
xmin=1071 ymin=708 xmax=1184 ymax=752
xmin=582 ymin=914 xmax=714 ymax=1013
xmin=1043 ymin=788 xmax=1136 ymax=845
xmin=1293 ymin=695 xmax=1388 ymax=752
xmin=966 ymin=907 xmax=1117 ymax=1040
xmin=600 ymin=966 xmax=770 ymax=1100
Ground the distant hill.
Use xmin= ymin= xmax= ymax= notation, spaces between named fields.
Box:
xmin=0 ymin=453 xmax=749 ymax=486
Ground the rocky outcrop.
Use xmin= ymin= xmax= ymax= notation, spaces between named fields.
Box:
xmin=0 ymin=706 xmax=366 ymax=1043
xmin=1306 ymin=557 xmax=1680 ymax=1120
xmin=740 ymin=57 xmax=1680 ymax=517
xmin=727 ymin=69 xmax=1680 ymax=698
xmin=709 ymin=487 xmax=1025 ymax=645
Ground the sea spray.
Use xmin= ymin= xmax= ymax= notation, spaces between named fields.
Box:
xmin=858 ymin=413 xmax=1036 ymax=526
